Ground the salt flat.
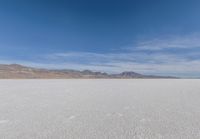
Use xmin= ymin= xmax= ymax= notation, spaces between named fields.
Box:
xmin=0 ymin=79 xmax=200 ymax=139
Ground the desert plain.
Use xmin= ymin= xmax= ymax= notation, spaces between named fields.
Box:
xmin=0 ymin=79 xmax=200 ymax=139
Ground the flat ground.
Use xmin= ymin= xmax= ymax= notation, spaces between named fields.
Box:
xmin=0 ymin=79 xmax=200 ymax=139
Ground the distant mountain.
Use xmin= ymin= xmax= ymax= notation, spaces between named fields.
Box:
xmin=112 ymin=71 xmax=144 ymax=78
xmin=0 ymin=64 xmax=177 ymax=79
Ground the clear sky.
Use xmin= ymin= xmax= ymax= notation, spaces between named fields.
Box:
xmin=0 ymin=0 xmax=200 ymax=77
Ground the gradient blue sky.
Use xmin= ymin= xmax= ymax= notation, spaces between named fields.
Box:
xmin=0 ymin=0 xmax=200 ymax=77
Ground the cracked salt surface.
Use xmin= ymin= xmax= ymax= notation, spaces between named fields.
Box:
xmin=0 ymin=79 xmax=200 ymax=139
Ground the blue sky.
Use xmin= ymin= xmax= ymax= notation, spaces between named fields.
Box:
xmin=0 ymin=0 xmax=200 ymax=77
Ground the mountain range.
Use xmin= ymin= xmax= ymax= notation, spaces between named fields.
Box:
xmin=0 ymin=64 xmax=176 ymax=79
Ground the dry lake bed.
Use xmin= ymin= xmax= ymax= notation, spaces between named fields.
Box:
xmin=0 ymin=79 xmax=200 ymax=139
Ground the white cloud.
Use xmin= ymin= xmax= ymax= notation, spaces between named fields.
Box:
xmin=39 ymin=34 xmax=200 ymax=77
xmin=132 ymin=34 xmax=200 ymax=51
xmin=1 ymin=34 xmax=200 ymax=78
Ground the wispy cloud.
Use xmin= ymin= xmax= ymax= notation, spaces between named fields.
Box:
xmin=1 ymin=34 xmax=200 ymax=78
xmin=39 ymin=34 xmax=200 ymax=77
xmin=131 ymin=34 xmax=200 ymax=51
xmin=38 ymin=48 xmax=195 ymax=77
xmin=42 ymin=52 xmax=199 ymax=76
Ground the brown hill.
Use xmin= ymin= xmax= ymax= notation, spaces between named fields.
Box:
xmin=0 ymin=64 xmax=176 ymax=79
